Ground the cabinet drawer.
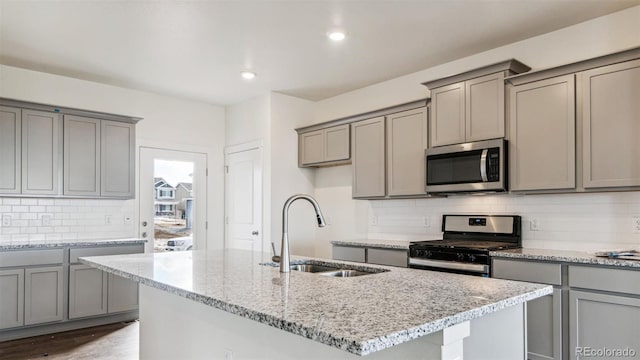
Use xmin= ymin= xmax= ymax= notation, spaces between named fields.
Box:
xmin=332 ymin=246 xmax=365 ymax=263
xmin=367 ymin=248 xmax=407 ymax=267
xmin=492 ymin=259 xmax=562 ymax=285
xmin=70 ymin=244 xmax=144 ymax=263
xmin=0 ymin=249 xmax=64 ymax=268
xmin=568 ymin=265 xmax=640 ymax=296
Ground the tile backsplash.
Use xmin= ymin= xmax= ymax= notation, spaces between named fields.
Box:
xmin=368 ymin=191 xmax=640 ymax=252
xmin=0 ymin=198 xmax=135 ymax=244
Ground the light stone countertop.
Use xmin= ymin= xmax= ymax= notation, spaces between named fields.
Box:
xmin=0 ymin=238 xmax=146 ymax=251
xmin=80 ymin=249 xmax=551 ymax=356
xmin=330 ymin=238 xmax=441 ymax=250
xmin=491 ymin=248 xmax=640 ymax=269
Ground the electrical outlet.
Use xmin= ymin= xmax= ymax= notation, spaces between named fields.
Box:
xmin=530 ymin=218 xmax=541 ymax=231
xmin=124 ymin=215 xmax=132 ymax=225
xmin=42 ymin=214 xmax=52 ymax=226
xmin=225 ymin=350 xmax=233 ymax=360
xmin=423 ymin=216 xmax=431 ymax=227
xmin=632 ymin=216 xmax=640 ymax=234
xmin=324 ymin=216 xmax=333 ymax=226
xmin=371 ymin=215 xmax=378 ymax=226
xmin=2 ymin=215 xmax=11 ymax=227
xmin=105 ymin=215 xmax=112 ymax=225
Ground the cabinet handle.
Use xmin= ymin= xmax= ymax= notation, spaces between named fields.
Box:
xmin=252 ymin=231 xmax=259 ymax=236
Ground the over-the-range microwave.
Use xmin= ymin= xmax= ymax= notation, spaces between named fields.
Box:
xmin=425 ymin=138 xmax=507 ymax=194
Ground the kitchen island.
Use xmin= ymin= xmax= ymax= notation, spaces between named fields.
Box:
xmin=81 ymin=249 xmax=551 ymax=359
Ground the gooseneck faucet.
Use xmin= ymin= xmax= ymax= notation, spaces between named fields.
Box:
xmin=279 ymin=194 xmax=326 ymax=273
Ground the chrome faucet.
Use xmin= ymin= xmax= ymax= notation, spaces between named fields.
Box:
xmin=278 ymin=194 xmax=326 ymax=273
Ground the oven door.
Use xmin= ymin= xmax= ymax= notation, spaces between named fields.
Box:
xmin=425 ymin=138 xmax=506 ymax=193
xmin=409 ymin=258 xmax=490 ymax=277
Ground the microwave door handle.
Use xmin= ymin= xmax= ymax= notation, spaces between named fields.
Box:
xmin=480 ymin=149 xmax=488 ymax=182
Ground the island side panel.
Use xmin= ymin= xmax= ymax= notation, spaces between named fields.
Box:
xmin=138 ymin=285 xmax=471 ymax=360
xmin=463 ymin=302 xmax=526 ymax=360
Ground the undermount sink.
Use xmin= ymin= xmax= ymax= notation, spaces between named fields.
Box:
xmin=262 ymin=261 xmax=388 ymax=277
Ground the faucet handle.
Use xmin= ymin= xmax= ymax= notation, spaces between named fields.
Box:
xmin=271 ymin=243 xmax=280 ymax=263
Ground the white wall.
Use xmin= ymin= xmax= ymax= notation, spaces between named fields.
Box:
xmin=0 ymin=65 xmax=226 ymax=248
xmin=312 ymin=6 xmax=640 ymax=255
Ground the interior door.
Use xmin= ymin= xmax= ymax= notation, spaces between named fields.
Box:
xmin=225 ymin=146 xmax=262 ymax=252
xmin=139 ymin=147 xmax=207 ymax=253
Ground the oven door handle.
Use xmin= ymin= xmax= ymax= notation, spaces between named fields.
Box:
xmin=409 ymin=258 xmax=489 ymax=273
xmin=480 ymin=149 xmax=488 ymax=182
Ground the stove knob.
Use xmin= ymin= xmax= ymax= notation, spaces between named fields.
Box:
xmin=456 ymin=253 xmax=465 ymax=261
xmin=468 ymin=254 xmax=476 ymax=262
xmin=425 ymin=250 xmax=432 ymax=257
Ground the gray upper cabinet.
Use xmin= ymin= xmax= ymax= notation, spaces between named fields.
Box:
xmin=465 ymin=73 xmax=505 ymax=142
xmin=64 ymin=115 xmax=101 ymax=196
xmin=431 ymin=82 xmax=465 ymax=146
xmin=352 ymin=117 xmax=386 ymax=198
xmin=101 ymin=120 xmax=135 ymax=198
xmin=24 ymin=266 xmax=64 ymax=325
xmin=0 ymin=106 xmax=21 ymax=194
xmin=21 ymin=109 xmax=62 ymax=195
xmin=509 ymin=74 xmax=576 ymax=192
xmin=582 ymin=59 xmax=640 ymax=189
xmin=386 ymin=108 xmax=428 ymax=196
xmin=424 ymin=60 xmax=530 ymax=147
xmin=299 ymin=124 xmax=350 ymax=167
xmin=0 ymin=269 xmax=24 ymax=330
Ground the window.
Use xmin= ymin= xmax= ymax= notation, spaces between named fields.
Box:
xmin=158 ymin=189 xmax=174 ymax=199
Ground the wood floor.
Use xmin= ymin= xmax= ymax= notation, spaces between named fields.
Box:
xmin=0 ymin=321 xmax=139 ymax=360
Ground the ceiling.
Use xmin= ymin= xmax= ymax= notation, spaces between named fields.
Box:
xmin=1 ymin=1 xmax=638 ymax=106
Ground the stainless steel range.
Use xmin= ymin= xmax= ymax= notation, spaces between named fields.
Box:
xmin=409 ymin=214 xmax=521 ymax=277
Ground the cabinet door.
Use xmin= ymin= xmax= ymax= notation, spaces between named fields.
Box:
xmin=352 ymin=117 xmax=386 ymax=198
xmin=367 ymin=248 xmax=407 ymax=267
xmin=466 ymin=73 xmax=505 ymax=142
xmin=0 ymin=106 xmax=21 ymax=194
xmin=324 ymin=124 xmax=350 ymax=162
xmin=430 ymin=82 xmax=465 ymax=146
xmin=101 ymin=120 xmax=135 ymax=198
xmin=0 ymin=269 xmax=24 ymax=330
xmin=299 ymin=129 xmax=324 ymax=165
xmin=332 ymin=245 xmax=365 ymax=263
xmin=64 ymin=115 xmax=101 ymax=196
xmin=528 ymin=288 xmax=563 ymax=360
xmin=509 ymin=75 xmax=576 ymax=191
xmin=21 ymin=109 xmax=61 ymax=195
xmin=582 ymin=59 xmax=640 ymax=188
xmin=386 ymin=107 xmax=428 ymax=196
xmin=69 ymin=264 xmax=108 ymax=319
xmin=569 ymin=290 xmax=640 ymax=360
xmin=24 ymin=266 xmax=64 ymax=325
xmin=107 ymin=273 xmax=139 ymax=313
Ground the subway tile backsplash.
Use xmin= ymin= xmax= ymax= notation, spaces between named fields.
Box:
xmin=367 ymin=192 xmax=640 ymax=252
xmin=0 ymin=198 xmax=135 ymax=244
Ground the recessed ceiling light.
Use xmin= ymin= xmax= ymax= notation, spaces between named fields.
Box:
xmin=240 ymin=71 xmax=256 ymax=80
xmin=328 ymin=31 xmax=346 ymax=42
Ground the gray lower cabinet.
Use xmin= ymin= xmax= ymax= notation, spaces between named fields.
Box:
xmin=492 ymin=259 xmax=563 ymax=360
xmin=569 ymin=290 xmax=640 ymax=360
xmin=69 ymin=264 xmax=108 ymax=319
xmin=24 ymin=266 xmax=64 ymax=325
xmin=107 ymin=273 xmax=139 ymax=313
xmin=0 ymin=269 xmax=24 ymax=330
xmin=0 ymin=106 xmax=21 ymax=194
xmin=332 ymin=245 xmax=408 ymax=268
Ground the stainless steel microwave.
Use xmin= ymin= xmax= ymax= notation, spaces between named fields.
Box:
xmin=425 ymin=138 xmax=507 ymax=194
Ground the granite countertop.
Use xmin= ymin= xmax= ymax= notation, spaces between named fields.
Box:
xmin=330 ymin=238 xmax=441 ymax=250
xmin=491 ymin=248 xmax=640 ymax=269
xmin=80 ymin=249 xmax=551 ymax=356
xmin=0 ymin=238 xmax=146 ymax=251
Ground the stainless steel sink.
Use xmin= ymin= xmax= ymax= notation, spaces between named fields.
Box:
xmin=265 ymin=261 xmax=388 ymax=277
